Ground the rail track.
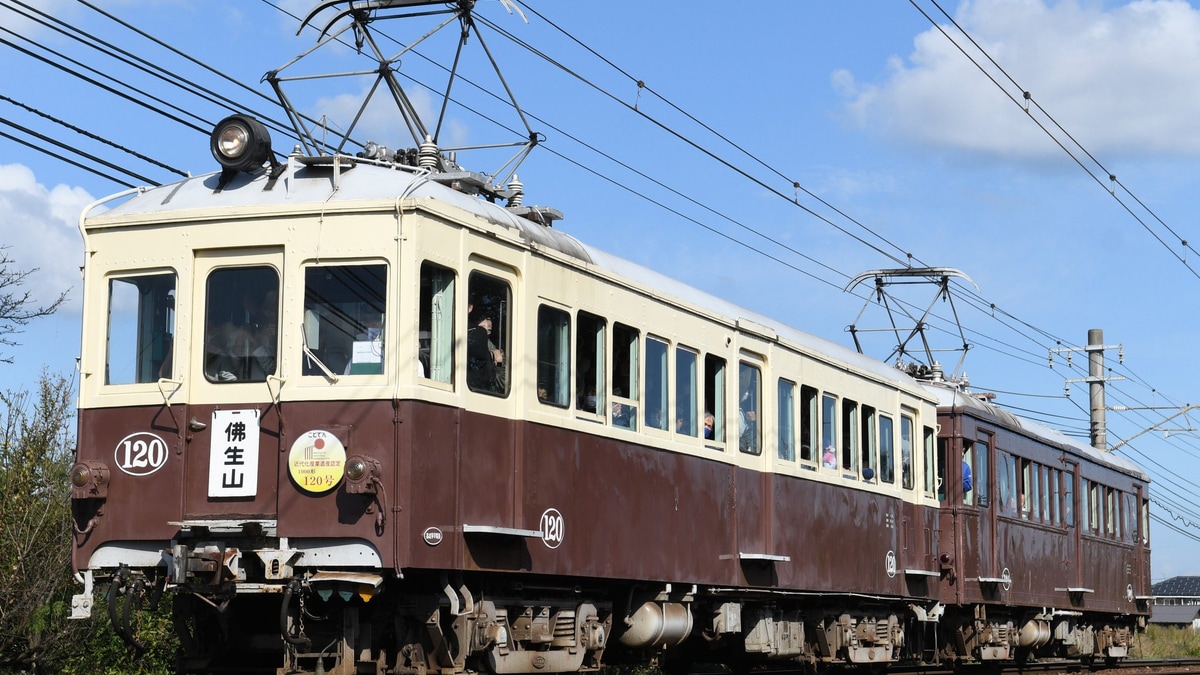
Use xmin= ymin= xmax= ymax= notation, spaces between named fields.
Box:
xmin=871 ymin=658 xmax=1200 ymax=675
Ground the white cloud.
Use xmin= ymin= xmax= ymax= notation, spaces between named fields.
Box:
xmin=0 ymin=164 xmax=93 ymax=315
xmin=837 ymin=0 xmax=1200 ymax=160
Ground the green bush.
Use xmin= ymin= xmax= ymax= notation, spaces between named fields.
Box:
xmin=0 ymin=374 xmax=175 ymax=674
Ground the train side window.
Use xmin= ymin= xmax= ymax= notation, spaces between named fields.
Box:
xmin=1088 ymin=481 xmax=1100 ymax=533
xmin=1142 ymin=498 xmax=1150 ymax=545
xmin=843 ymin=399 xmax=860 ymax=476
xmin=900 ymin=413 xmax=914 ymax=490
xmin=861 ymin=404 xmax=877 ymax=481
xmin=704 ymin=354 xmax=725 ymax=444
xmin=204 ymin=266 xmax=279 ymax=383
xmin=419 ymin=262 xmax=455 ymax=384
xmin=1079 ymin=479 xmax=1090 ymax=531
xmin=878 ymin=414 xmax=894 ymax=484
xmin=612 ymin=322 xmax=639 ymax=430
xmin=962 ymin=441 xmax=975 ymax=505
xmin=777 ymin=379 xmax=796 ymax=461
xmin=975 ymin=439 xmax=990 ymax=507
xmin=800 ymin=386 xmax=818 ymax=465
xmin=737 ymin=361 xmax=761 ymax=455
xmin=1049 ymin=468 xmax=1061 ymax=524
xmin=106 ymin=272 xmax=176 ymax=385
xmin=467 ymin=272 xmax=510 ymax=396
xmin=301 ymin=264 xmax=387 ymax=378
xmin=576 ymin=311 xmax=605 ymax=415
xmin=1031 ymin=461 xmax=1042 ymax=520
xmin=676 ymin=347 xmax=698 ymax=436
xmin=1106 ymin=487 xmax=1117 ymax=538
xmin=536 ymin=305 xmax=570 ymax=407
xmin=1125 ymin=493 xmax=1137 ymax=543
xmin=820 ymin=394 xmax=837 ymax=470
xmin=1040 ymin=465 xmax=1052 ymax=521
xmin=645 ymin=336 xmax=669 ymax=430
xmin=998 ymin=453 xmax=1014 ymax=513
xmin=922 ymin=426 xmax=935 ymax=496
xmin=1020 ymin=459 xmax=1032 ymax=517
xmin=937 ymin=438 xmax=948 ymax=500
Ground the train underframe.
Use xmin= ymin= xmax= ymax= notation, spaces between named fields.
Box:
xmin=83 ymin=550 xmax=1142 ymax=674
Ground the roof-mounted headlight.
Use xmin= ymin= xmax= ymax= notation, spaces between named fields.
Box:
xmin=210 ymin=114 xmax=272 ymax=173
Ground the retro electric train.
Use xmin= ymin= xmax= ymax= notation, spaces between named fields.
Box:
xmin=67 ymin=3 xmax=1150 ymax=674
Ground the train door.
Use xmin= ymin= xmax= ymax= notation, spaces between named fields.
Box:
xmin=964 ymin=433 xmax=999 ymax=588
xmin=182 ymin=248 xmax=284 ymax=520
xmin=1063 ymin=460 xmax=1080 ymax=588
xmin=458 ymin=264 xmax=521 ymax=530
xmin=899 ymin=413 xmax=936 ymax=591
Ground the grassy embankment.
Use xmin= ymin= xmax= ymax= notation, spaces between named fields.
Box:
xmin=1132 ymin=625 xmax=1200 ymax=659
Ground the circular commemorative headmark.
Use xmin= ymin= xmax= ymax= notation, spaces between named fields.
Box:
xmin=288 ymin=430 xmax=347 ymax=494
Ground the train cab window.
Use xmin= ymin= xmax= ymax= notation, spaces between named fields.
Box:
xmin=777 ymin=379 xmax=796 ymax=461
xmin=922 ymin=426 xmax=936 ymax=496
xmin=737 ymin=361 xmax=761 ymax=455
xmin=612 ymin=322 xmax=639 ymax=429
xmin=861 ymin=405 xmax=877 ymax=481
xmin=536 ymin=305 xmax=570 ymax=407
xmin=800 ymin=385 xmax=818 ymax=465
xmin=676 ymin=347 xmax=698 ymax=436
xmin=106 ymin=272 xmax=176 ymax=385
xmin=645 ymin=337 xmax=669 ymax=430
xmin=467 ymin=272 xmax=510 ymax=396
xmin=704 ymin=354 xmax=725 ymax=444
xmin=878 ymin=414 xmax=894 ymax=484
xmin=842 ymin=399 xmax=859 ymax=476
xmin=576 ymin=311 xmax=605 ymax=415
xmin=820 ymin=394 xmax=837 ymax=470
xmin=900 ymin=414 xmax=914 ymax=490
xmin=204 ymin=266 xmax=279 ymax=383
xmin=301 ymin=264 xmax=387 ymax=378
xmin=419 ymin=262 xmax=455 ymax=384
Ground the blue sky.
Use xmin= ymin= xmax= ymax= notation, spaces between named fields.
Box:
xmin=3 ymin=0 xmax=1200 ymax=580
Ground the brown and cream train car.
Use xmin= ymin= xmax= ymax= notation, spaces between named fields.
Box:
xmin=930 ymin=386 xmax=1151 ymax=661
xmin=67 ymin=118 xmax=1146 ymax=674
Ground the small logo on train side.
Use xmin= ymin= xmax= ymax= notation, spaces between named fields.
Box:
xmin=540 ymin=508 xmax=564 ymax=549
xmin=114 ymin=432 xmax=169 ymax=476
xmin=885 ymin=550 xmax=897 ymax=578
xmin=423 ymin=527 xmax=444 ymax=546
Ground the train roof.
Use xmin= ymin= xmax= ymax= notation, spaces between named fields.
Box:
xmin=925 ymin=384 xmax=1149 ymax=482
xmin=86 ymin=156 xmax=930 ymax=396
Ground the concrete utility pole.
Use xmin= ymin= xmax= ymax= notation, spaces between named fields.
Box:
xmin=1050 ymin=329 xmax=1124 ymax=451
xmin=1088 ymin=329 xmax=1107 ymax=451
